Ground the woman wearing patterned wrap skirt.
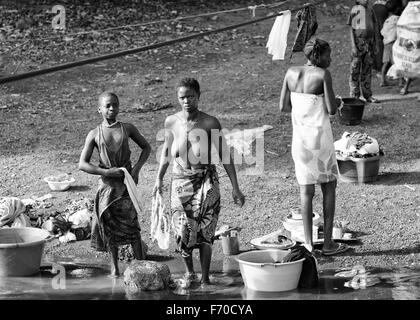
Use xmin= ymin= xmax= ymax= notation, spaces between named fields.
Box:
xmin=154 ymin=78 xmax=245 ymax=287
xmin=171 ymin=160 xmax=220 ymax=258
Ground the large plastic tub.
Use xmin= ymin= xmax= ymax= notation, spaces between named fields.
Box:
xmin=337 ymin=154 xmax=381 ymax=183
xmin=0 ymin=227 xmax=51 ymax=276
xmin=236 ymin=249 xmax=304 ymax=292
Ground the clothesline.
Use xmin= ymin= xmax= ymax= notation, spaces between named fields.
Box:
xmin=3 ymin=0 xmax=289 ymax=53
xmin=0 ymin=0 xmax=336 ymax=84
xmin=266 ymin=1 xmax=318 ymax=61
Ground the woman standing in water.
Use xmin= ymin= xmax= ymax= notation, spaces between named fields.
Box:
xmin=153 ymin=78 xmax=245 ymax=287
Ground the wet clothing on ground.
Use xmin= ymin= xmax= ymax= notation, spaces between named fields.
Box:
xmin=283 ymin=245 xmax=319 ymax=288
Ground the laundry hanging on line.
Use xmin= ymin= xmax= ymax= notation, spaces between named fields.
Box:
xmin=266 ymin=10 xmax=291 ymax=60
xmin=290 ymin=4 xmax=318 ymax=58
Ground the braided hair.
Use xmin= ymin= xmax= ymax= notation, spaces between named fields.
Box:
xmin=303 ymin=38 xmax=330 ymax=67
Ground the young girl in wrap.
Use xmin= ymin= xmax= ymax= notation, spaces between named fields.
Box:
xmin=79 ymin=92 xmax=151 ymax=277
xmin=279 ymin=38 xmax=350 ymax=256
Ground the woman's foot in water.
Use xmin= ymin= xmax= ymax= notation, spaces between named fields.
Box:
xmin=109 ymin=266 xmax=120 ymax=278
xmin=179 ymin=272 xmax=197 ymax=289
xmin=199 ymin=277 xmax=215 ymax=290
xmin=200 ymin=277 xmax=211 ymax=285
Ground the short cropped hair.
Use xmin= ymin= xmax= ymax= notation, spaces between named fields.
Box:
xmin=176 ymin=78 xmax=200 ymax=95
xmin=98 ymin=91 xmax=119 ymax=106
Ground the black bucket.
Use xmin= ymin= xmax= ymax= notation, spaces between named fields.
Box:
xmin=338 ymin=98 xmax=365 ymax=126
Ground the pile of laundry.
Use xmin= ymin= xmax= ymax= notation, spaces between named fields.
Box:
xmin=0 ymin=196 xmax=94 ymax=244
xmin=0 ymin=197 xmax=31 ymax=229
xmin=334 ymin=132 xmax=384 ymax=159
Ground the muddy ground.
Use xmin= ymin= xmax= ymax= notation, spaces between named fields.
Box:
xmin=0 ymin=0 xmax=419 ymax=273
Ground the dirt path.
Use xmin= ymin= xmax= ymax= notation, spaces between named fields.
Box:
xmin=0 ymin=0 xmax=419 ymax=271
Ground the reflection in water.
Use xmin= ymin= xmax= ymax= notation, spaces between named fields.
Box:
xmin=382 ymin=269 xmax=420 ymax=300
xmin=0 ymin=256 xmax=418 ymax=300
xmin=170 ymin=270 xmax=241 ymax=298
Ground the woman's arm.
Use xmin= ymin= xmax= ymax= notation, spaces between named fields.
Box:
xmin=78 ymin=129 xmax=123 ymax=178
xmin=350 ymin=28 xmax=358 ymax=57
xmin=153 ymin=117 xmax=174 ymax=195
xmin=323 ymin=69 xmax=339 ymax=115
xmin=279 ymin=70 xmax=292 ymax=113
xmin=211 ymin=118 xmax=245 ymax=207
xmin=127 ymin=123 xmax=151 ymax=184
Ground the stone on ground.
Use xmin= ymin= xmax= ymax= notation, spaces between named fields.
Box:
xmin=123 ymin=260 xmax=171 ymax=292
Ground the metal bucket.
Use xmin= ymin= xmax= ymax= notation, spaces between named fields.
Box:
xmin=0 ymin=227 xmax=52 ymax=276
xmin=221 ymin=235 xmax=240 ymax=255
xmin=338 ymin=98 xmax=365 ymax=126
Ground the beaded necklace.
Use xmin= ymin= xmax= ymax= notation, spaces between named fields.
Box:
xmin=102 ymin=120 xmax=120 ymax=128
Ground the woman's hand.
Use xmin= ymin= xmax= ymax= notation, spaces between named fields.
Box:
xmin=232 ymin=188 xmax=245 ymax=207
xmin=105 ymin=168 xmax=124 ymax=178
xmin=153 ymin=179 xmax=163 ymax=196
xmin=351 ymin=47 xmax=358 ymax=58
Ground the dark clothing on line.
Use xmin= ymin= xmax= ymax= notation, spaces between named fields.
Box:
xmin=291 ymin=4 xmax=318 ymax=57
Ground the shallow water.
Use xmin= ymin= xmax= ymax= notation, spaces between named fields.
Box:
xmin=0 ymin=255 xmax=419 ymax=300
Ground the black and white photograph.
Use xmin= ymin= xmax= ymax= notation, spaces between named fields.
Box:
xmin=0 ymin=0 xmax=419 ymax=309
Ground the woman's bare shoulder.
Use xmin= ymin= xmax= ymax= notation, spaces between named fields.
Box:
xmin=317 ymin=68 xmax=331 ymax=82
xmin=164 ymin=113 xmax=180 ymax=127
xmin=84 ymin=126 xmax=99 ymax=143
xmin=322 ymin=68 xmax=331 ymax=77
xmin=199 ymin=112 xmax=221 ymax=129
xmin=307 ymin=67 xmax=329 ymax=81
xmin=89 ymin=125 xmax=100 ymax=136
xmin=286 ymin=66 xmax=304 ymax=76
xmin=286 ymin=66 xmax=310 ymax=82
xmin=121 ymin=122 xmax=140 ymax=134
xmin=285 ymin=66 xmax=304 ymax=91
